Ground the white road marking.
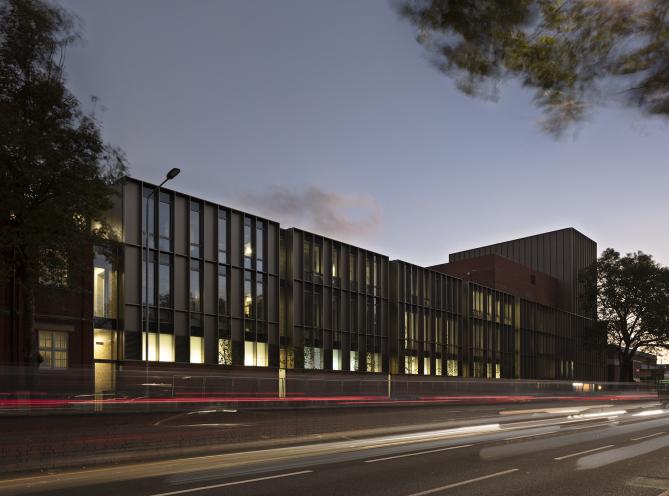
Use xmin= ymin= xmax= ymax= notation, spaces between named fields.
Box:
xmin=563 ymin=422 xmax=613 ymax=431
xmin=148 ymin=470 xmax=313 ymax=496
xmin=631 ymin=431 xmax=666 ymax=441
xmin=364 ymin=444 xmax=473 ymax=463
xmin=554 ymin=445 xmax=614 ymax=460
xmin=406 ymin=469 xmax=519 ymax=495
xmin=504 ymin=430 xmax=558 ymax=441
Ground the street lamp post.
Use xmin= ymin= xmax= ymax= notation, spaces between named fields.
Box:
xmin=144 ymin=168 xmax=180 ymax=396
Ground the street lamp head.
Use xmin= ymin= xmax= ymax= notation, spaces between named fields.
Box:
xmin=166 ymin=168 xmax=181 ymax=180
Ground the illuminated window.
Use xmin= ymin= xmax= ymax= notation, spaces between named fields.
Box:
xmin=190 ymin=336 xmax=204 ymax=364
xmin=304 ymin=346 xmax=322 ymax=369
xmin=93 ymin=251 xmax=116 ymax=318
xmin=424 ymin=357 xmax=431 ymax=375
xmin=256 ymin=276 xmax=264 ymax=320
xmin=244 ymin=217 xmax=252 ymax=268
xmin=257 ymin=342 xmax=268 ymax=367
xmin=350 ymin=350 xmax=359 ymax=371
xmin=244 ymin=341 xmax=268 ymax=367
xmin=366 ymin=352 xmax=382 ymax=372
xmin=256 ymin=221 xmax=264 ymax=272
xmin=218 ymin=338 xmax=232 ymax=365
xmin=39 ymin=331 xmax=68 ymax=369
xmin=280 ymin=347 xmax=295 ymax=369
xmin=314 ymin=242 xmax=322 ymax=275
xmin=435 ymin=358 xmax=443 ymax=376
xmin=244 ymin=271 xmax=253 ymax=318
xmin=190 ymin=260 xmax=201 ymax=312
xmin=333 ymin=349 xmax=342 ymax=371
xmin=142 ymin=332 xmax=174 ymax=362
xmin=405 ymin=355 xmax=418 ymax=375
xmin=332 ymin=246 xmax=339 ymax=278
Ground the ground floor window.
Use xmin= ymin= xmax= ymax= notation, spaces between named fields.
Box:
xmin=405 ymin=355 xmax=418 ymax=375
xmin=350 ymin=350 xmax=359 ymax=372
xmin=218 ymin=339 xmax=232 ymax=365
xmin=366 ymin=352 xmax=382 ymax=373
xmin=304 ymin=346 xmax=322 ymax=369
xmin=333 ymin=349 xmax=342 ymax=371
xmin=244 ymin=341 xmax=268 ymax=367
xmin=190 ymin=336 xmax=204 ymax=364
xmin=39 ymin=330 xmax=68 ymax=369
xmin=141 ymin=332 xmax=174 ymax=362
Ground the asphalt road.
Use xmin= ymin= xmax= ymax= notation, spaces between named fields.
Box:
xmin=2 ymin=402 xmax=669 ymax=495
xmin=1 ymin=400 xmax=632 ymax=472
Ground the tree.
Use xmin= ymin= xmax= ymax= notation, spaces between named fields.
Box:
xmin=0 ymin=0 xmax=126 ymax=372
xmin=582 ymin=249 xmax=669 ymax=382
xmin=398 ymin=0 xmax=669 ymax=135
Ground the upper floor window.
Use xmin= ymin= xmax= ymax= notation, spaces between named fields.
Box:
xmin=332 ymin=246 xmax=339 ymax=279
xmin=142 ymin=187 xmax=155 ymax=249
xmin=158 ymin=191 xmax=171 ymax=252
xmin=314 ymin=242 xmax=322 ymax=275
xmin=303 ymin=239 xmax=311 ymax=277
xmin=244 ymin=270 xmax=253 ymax=318
xmin=349 ymin=253 xmax=356 ymax=282
xmin=373 ymin=256 xmax=378 ymax=295
xmin=93 ymin=250 xmax=116 ymax=319
xmin=190 ymin=202 xmax=201 ymax=258
xmin=332 ymin=294 xmax=340 ymax=331
xmin=218 ymin=209 xmax=227 ymax=264
xmin=256 ymin=221 xmax=264 ymax=272
xmin=39 ymin=331 xmax=68 ymax=369
xmin=218 ymin=265 xmax=228 ymax=315
xmin=314 ymin=287 xmax=322 ymax=328
xmin=159 ymin=253 xmax=171 ymax=307
xmin=256 ymin=275 xmax=264 ymax=319
xmin=189 ymin=259 xmax=201 ymax=312
xmin=142 ymin=250 xmax=156 ymax=306
xmin=244 ymin=217 xmax=253 ymax=269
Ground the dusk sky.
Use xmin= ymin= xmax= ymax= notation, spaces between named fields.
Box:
xmin=58 ymin=0 xmax=668 ymax=268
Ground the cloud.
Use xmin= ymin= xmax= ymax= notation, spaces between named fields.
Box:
xmin=233 ymin=185 xmax=383 ymax=242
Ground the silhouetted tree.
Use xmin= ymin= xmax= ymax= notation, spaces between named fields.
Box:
xmin=582 ymin=249 xmax=669 ymax=382
xmin=398 ymin=0 xmax=669 ymax=135
xmin=0 ymin=0 xmax=126 ymax=371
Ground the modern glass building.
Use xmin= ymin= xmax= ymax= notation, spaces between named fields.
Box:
xmin=0 ymin=178 xmax=606 ymax=392
xmin=280 ymin=228 xmax=389 ymax=373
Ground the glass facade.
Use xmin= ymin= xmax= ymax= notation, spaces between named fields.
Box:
xmin=111 ymin=180 xmax=604 ymax=382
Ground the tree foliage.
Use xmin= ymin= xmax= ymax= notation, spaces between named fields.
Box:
xmin=0 ymin=0 xmax=126 ymax=366
xmin=399 ymin=0 xmax=669 ymax=135
xmin=582 ymin=249 xmax=669 ymax=382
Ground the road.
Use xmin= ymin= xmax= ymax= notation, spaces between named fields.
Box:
xmin=2 ymin=402 xmax=669 ymax=495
